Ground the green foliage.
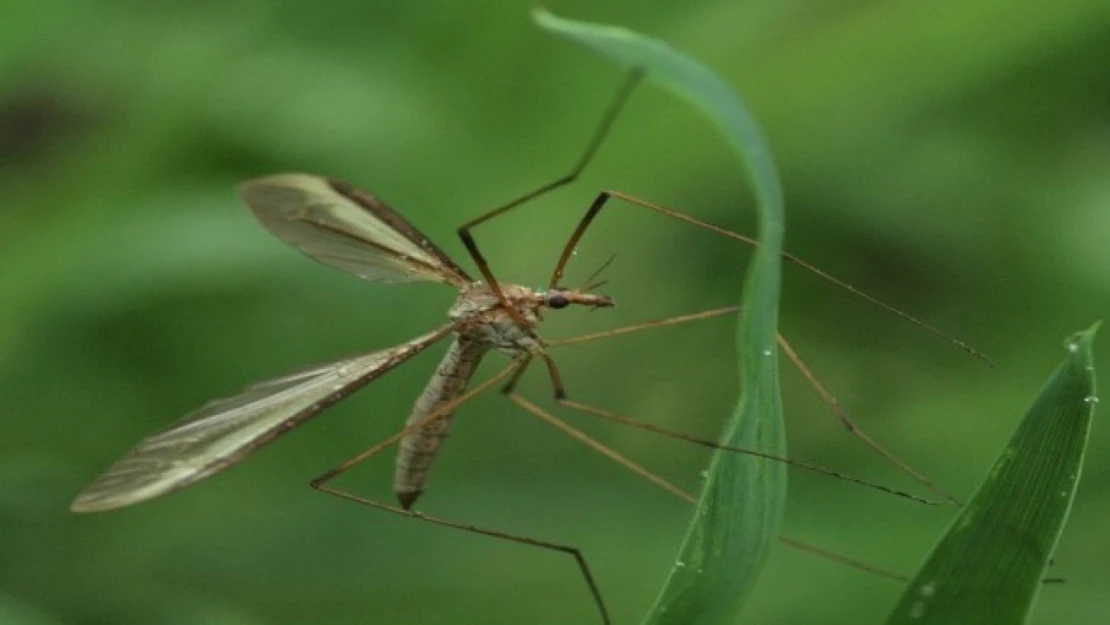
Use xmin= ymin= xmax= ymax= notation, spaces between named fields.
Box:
xmin=887 ymin=324 xmax=1098 ymax=625
xmin=0 ymin=2 xmax=1107 ymax=625
xmin=536 ymin=9 xmax=786 ymax=623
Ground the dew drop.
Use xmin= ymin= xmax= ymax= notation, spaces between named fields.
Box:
xmin=1084 ymin=395 xmax=1099 ymax=404
xmin=572 ymin=247 xmax=580 ymax=256
xmin=699 ymin=469 xmax=710 ymax=479
xmin=920 ymin=581 xmax=936 ymax=597
xmin=675 ymin=560 xmax=686 ymax=568
xmin=761 ymin=349 xmax=772 ymax=356
xmin=1066 ymin=341 xmax=1078 ymax=353
xmin=909 ymin=601 xmax=926 ymax=620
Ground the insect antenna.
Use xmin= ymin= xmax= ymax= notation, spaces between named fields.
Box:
xmin=576 ymin=252 xmax=618 ymax=294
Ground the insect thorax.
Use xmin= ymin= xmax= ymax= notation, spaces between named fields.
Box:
xmin=449 ymin=283 xmax=543 ymax=353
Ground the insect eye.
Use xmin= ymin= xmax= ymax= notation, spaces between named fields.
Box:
xmin=547 ymin=293 xmax=570 ymax=309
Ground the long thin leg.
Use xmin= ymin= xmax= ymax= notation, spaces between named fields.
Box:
xmin=455 ymin=71 xmax=643 ymax=332
xmin=310 ymin=360 xmax=611 ymax=624
xmin=311 ymin=361 xmax=518 ymax=485
xmin=533 ymin=348 xmax=568 ymax=400
xmin=546 ymin=190 xmax=993 ymax=367
xmin=777 ymin=536 xmax=907 ymax=582
xmin=523 ymin=309 xmax=740 ymax=404
xmin=507 ymin=392 xmax=907 ymax=582
xmin=547 ymin=306 xmax=742 ymax=348
xmin=553 ymin=396 xmax=935 ymax=505
xmin=504 ymin=344 xmax=934 ymax=504
xmin=459 ymin=71 xmax=642 ymax=233
xmin=545 ymin=198 xmax=972 ymax=502
xmin=542 ymin=304 xmax=958 ymax=503
xmin=501 ymin=354 xmax=534 ymax=393
xmin=776 ymin=334 xmax=961 ymax=504
xmin=511 ymin=393 xmax=694 ymax=503
xmin=479 ymin=308 xmax=741 ymax=410
xmin=543 ymin=305 xmax=959 ymax=502
xmin=312 ymin=487 xmax=609 ymax=623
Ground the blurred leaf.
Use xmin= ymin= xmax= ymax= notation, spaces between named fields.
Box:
xmin=535 ymin=9 xmax=786 ymax=624
xmin=208 ymin=52 xmax=431 ymax=166
xmin=886 ymin=323 xmax=1099 ymax=625
xmin=0 ymin=594 xmax=62 ymax=625
xmin=165 ymin=602 xmax=265 ymax=625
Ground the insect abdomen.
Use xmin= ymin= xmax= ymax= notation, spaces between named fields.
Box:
xmin=394 ymin=338 xmax=488 ymax=508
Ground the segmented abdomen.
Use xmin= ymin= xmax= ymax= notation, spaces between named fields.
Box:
xmin=393 ymin=338 xmax=488 ymax=508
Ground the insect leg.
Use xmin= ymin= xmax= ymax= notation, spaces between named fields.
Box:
xmin=502 ymin=345 xmax=567 ymax=402
xmin=513 ymin=317 xmax=935 ymax=503
xmin=500 ymin=354 xmax=534 ymax=394
xmin=776 ymin=334 xmax=960 ymax=504
xmin=505 ymin=393 xmax=908 ymax=581
xmin=310 ymin=484 xmax=610 ymax=624
xmin=546 ymin=306 xmax=743 ymax=348
xmin=546 ymin=190 xmax=991 ymax=367
xmin=544 ymin=305 xmax=948 ymax=502
xmin=309 ymin=359 xmax=611 ymax=624
xmin=456 ymin=70 xmax=643 ymax=332
xmin=533 ymin=349 xmax=568 ymax=400
xmin=547 ymin=200 xmax=967 ymax=502
xmin=310 ymin=360 xmax=517 ymax=489
xmin=551 ymin=395 xmax=934 ymax=505
xmin=458 ymin=70 xmax=641 ymax=234
xmin=311 ymin=483 xmax=610 ymax=624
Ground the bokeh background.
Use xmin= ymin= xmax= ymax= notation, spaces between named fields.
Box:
xmin=2 ymin=1 xmax=1107 ymax=624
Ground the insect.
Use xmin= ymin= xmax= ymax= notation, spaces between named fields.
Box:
xmin=71 ymin=71 xmax=988 ymax=624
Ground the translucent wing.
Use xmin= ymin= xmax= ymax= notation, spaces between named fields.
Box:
xmin=238 ymin=174 xmax=472 ymax=287
xmin=71 ymin=325 xmax=454 ymax=512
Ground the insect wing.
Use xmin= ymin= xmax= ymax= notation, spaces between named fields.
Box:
xmin=71 ymin=326 xmax=453 ymax=512
xmin=239 ymin=174 xmax=471 ymax=287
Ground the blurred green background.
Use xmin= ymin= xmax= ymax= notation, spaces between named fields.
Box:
xmin=1 ymin=1 xmax=1107 ymax=624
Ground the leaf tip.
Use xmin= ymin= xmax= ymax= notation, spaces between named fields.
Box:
xmin=1063 ymin=322 xmax=1099 ymax=355
xmin=531 ymin=6 xmax=555 ymax=26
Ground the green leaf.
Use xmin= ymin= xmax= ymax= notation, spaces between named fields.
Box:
xmin=535 ymin=10 xmax=786 ymax=624
xmin=886 ymin=323 xmax=1099 ymax=625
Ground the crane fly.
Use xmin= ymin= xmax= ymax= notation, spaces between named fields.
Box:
xmin=69 ymin=173 xmax=614 ymax=512
xmin=71 ymin=71 xmax=990 ymax=624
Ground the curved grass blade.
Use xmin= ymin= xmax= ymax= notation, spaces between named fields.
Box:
xmin=534 ymin=10 xmax=787 ymax=624
xmin=886 ymin=323 xmax=1099 ymax=625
